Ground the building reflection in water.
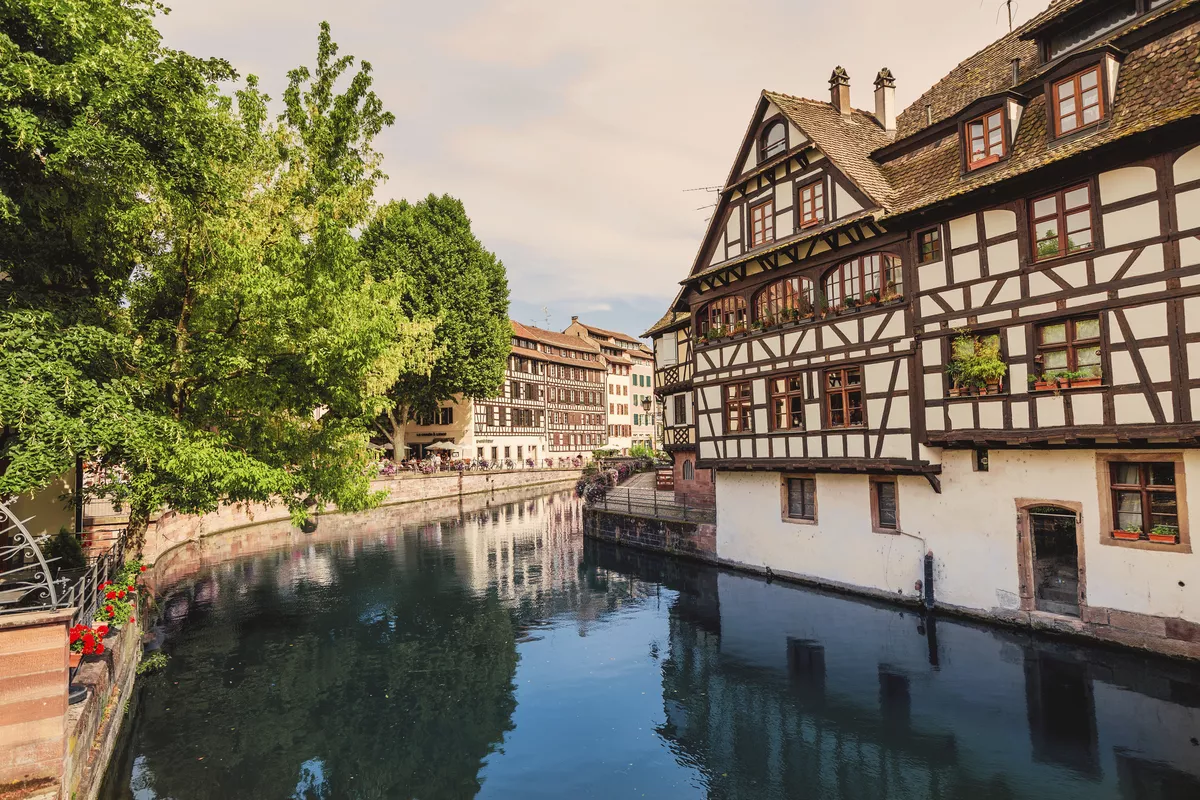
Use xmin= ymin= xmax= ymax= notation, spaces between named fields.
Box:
xmin=587 ymin=542 xmax=1200 ymax=800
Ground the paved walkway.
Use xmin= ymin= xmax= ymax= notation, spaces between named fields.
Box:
xmin=624 ymin=471 xmax=658 ymax=489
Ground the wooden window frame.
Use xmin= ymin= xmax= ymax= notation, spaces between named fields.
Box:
xmin=673 ymin=394 xmax=686 ymax=426
xmin=1097 ymin=453 xmax=1191 ymax=553
xmin=749 ymin=198 xmax=775 ymax=248
xmin=698 ymin=295 xmax=748 ymax=337
xmin=754 ymin=276 xmax=815 ymax=322
xmin=869 ymin=476 xmax=900 ymax=534
xmin=823 ymin=252 xmax=904 ymax=308
xmin=723 ymin=381 xmax=753 ymax=434
xmin=965 ymin=108 xmax=1006 ymax=170
xmin=1030 ymin=183 xmax=1095 ymax=262
xmin=797 ymin=180 xmax=826 ymax=229
xmin=824 ymin=366 xmax=865 ymax=429
xmin=1034 ymin=316 xmax=1103 ymax=383
xmin=1052 ymin=65 xmax=1104 ymax=138
xmin=768 ymin=373 xmax=805 ymax=432
xmin=780 ymin=474 xmax=818 ymax=525
xmin=916 ymin=227 xmax=942 ymax=264
xmin=758 ymin=119 xmax=787 ymax=161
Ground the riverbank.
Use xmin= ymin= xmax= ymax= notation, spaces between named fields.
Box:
xmin=139 ymin=468 xmax=580 ymax=565
xmin=582 ymin=504 xmax=1200 ymax=662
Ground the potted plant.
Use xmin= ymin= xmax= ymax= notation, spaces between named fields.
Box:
xmin=1033 ymin=373 xmax=1060 ymax=392
xmin=69 ymin=623 xmax=107 ymax=666
xmin=1148 ymin=524 xmax=1179 ymax=544
xmin=1112 ymin=524 xmax=1143 ymax=541
xmin=864 ymin=290 xmax=880 ymax=306
xmin=946 ymin=362 xmax=965 ymax=397
xmin=1069 ymin=370 xmax=1102 ymax=389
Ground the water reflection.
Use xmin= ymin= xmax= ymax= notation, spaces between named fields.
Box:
xmin=102 ymin=489 xmax=1200 ymax=799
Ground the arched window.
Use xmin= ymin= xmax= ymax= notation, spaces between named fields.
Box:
xmin=755 ymin=276 xmax=815 ymax=323
xmin=759 ymin=121 xmax=786 ymax=161
xmin=823 ymin=253 xmax=904 ymax=309
xmin=683 ymin=460 xmax=695 ymax=481
xmin=697 ymin=296 xmax=748 ymax=337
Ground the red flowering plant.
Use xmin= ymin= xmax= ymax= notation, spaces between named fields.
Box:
xmin=70 ymin=624 xmax=107 ymax=656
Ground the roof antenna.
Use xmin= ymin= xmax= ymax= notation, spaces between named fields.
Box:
xmin=542 ymin=306 xmax=551 ymax=329
xmin=995 ymin=0 xmax=1017 ymax=32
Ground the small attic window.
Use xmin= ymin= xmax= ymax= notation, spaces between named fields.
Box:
xmin=965 ymin=109 xmax=1005 ymax=170
xmin=759 ymin=121 xmax=787 ymax=161
xmin=1046 ymin=2 xmax=1137 ymax=61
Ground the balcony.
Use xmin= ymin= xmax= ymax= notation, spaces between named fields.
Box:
xmin=663 ymin=425 xmax=696 ymax=451
xmin=655 ymin=362 xmax=693 ymax=396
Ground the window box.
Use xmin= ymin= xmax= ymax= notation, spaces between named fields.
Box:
xmin=1148 ymin=530 xmax=1180 ymax=545
xmin=1111 ymin=529 xmax=1142 ymax=541
xmin=1032 ymin=378 xmax=1060 ymax=392
xmin=1067 ymin=376 xmax=1102 ymax=389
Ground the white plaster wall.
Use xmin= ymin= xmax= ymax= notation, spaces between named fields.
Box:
xmin=715 ymin=449 xmax=1200 ymax=623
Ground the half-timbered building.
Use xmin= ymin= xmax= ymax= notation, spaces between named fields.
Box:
xmin=564 ymin=317 xmax=659 ymax=452
xmin=651 ymin=0 xmax=1200 ymax=658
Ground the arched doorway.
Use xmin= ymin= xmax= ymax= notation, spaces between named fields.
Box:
xmin=1018 ymin=501 xmax=1085 ymax=617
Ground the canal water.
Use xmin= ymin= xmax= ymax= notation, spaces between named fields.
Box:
xmin=100 ymin=487 xmax=1200 ymax=799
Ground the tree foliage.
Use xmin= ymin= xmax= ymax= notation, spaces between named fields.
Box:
xmin=0 ymin=2 xmax=435 ymax=533
xmin=361 ymin=195 xmax=510 ymax=455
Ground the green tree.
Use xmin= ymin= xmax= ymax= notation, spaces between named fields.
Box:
xmin=361 ymin=195 xmax=510 ymax=457
xmin=0 ymin=4 xmax=434 ymax=539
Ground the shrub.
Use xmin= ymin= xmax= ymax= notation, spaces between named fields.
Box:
xmin=137 ymin=651 xmax=169 ymax=675
xmin=42 ymin=528 xmax=86 ymax=574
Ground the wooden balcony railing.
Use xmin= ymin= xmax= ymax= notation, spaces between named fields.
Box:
xmin=655 ymin=362 xmax=692 ymax=394
xmin=664 ymin=427 xmax=695 ymax=447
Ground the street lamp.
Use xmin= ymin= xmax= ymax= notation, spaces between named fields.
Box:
xmin=641 ymin=396 xmax=652 ymax=450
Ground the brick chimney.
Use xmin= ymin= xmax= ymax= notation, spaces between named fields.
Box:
xmin=874 ymin=68 xmax=896 ymax=132
xmin=829 ymin=66 xmax=851 ymax=117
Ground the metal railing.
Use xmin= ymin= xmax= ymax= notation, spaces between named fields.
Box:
xmin=586 ymin=487 xmax=715 ymax=524
xmin=0 ymin=499 xmax=129 ymax=626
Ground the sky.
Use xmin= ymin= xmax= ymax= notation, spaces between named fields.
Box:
xmin=157 ymin=0 xmax=1050 ymax=341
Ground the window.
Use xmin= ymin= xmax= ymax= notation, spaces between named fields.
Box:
xmin=682 ymin=460 xmax=695 ymax=481
xmin=1047 ymin=3 xmax=1136 ymax=59
xmin=1110 ymin=461 xmax=1179 ymax=541
xmin=784 ymin=477 xmax=816 ymax=522
xmin=770 ymin=374 xmax=805 ymax=431
xmin=750 ymin=199 xmax=774 ymax=247
xmin=755 ymin=276 xmax=815 ymax=322
xmin=798 ymin=181 xmax=825 ymax=228
xmin=871 ymin=477 xmax=899 ymax=532
xmin=724 ymin=382 xmax=753 ymax=433
xmin=824 ymin=253 xmax=903 ymax=308
xmin=1036 ymin=317 xmax=1102 ymax=380
xmin=917 ymin=228 xmax=942 ymax=264
xmin=759 ymin=121 xmax=786 ymax=161
xmin=698 ymin=296 xmax=748 ymax=336
xmin=825 ymin=367 xmax=864 ymax=428
xmin=1053 ymin=67 xmax=1104 ymax=136
xmin=673 ymin=394 xmax=686 ymax=425
xmin=966 ymin=109 xmax=1005 ymax=169
xmin=1031 ymin=184 xmax=1094 ymax=261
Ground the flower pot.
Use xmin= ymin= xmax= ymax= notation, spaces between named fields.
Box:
xmin=70 ymin=651 xmax=83 ymax=669
xmin=985 ymin=382 xmax=1002 ymax=395
xmin=1069 ymin=377 xmax=1102 ymax=389
xmin=1111 ymin=530 xmax=1142 ymax=541
xmin=948 ymin=386 xmax=963 ymax=397
xmin=1148 ymin=532 xmax=1179 ymax=544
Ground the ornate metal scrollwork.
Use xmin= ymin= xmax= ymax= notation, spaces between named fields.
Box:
xmin=0 ymin=500 xmax=64 ymax=615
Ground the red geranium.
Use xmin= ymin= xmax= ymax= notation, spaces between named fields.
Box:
xmin=105 ymin=590 xmax=117 ymax=600
xmin=105 ymin=604 xmax=114 ymax=614
xmin=117 ymin=590 xmax=126 ymax=599
xmin=139 ymin=565 xmax=147 ymax=572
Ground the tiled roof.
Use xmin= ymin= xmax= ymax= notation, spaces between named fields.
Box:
xmin=765 ymin=92 xmax=896 ymax=208
xmin=643 ymin=311 xmax=689 ymax=338
xmin=894 ymin=31 xmax=1038 ymax=139
xmin=511 ymin=320 xmax=602 ymax=354
xmin=570 ymin=320 xmax=643 ymax=345
xmin=883 ymin=12 xmax=1200 ymax=217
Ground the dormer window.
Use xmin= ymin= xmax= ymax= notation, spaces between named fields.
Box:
xmin=1053 ymin=66 xmax=1103 ymax=136
xmin=759 ymin=121 xmax=786 ymax=161
xmin=966 ymin=109 xmax=1005 ymax=169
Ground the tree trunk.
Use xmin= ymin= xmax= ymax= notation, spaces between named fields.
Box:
xmin=127 ymin=498 xmax=153 ymax=558
xmin=384 ymin=406 xmax=407 ymax=462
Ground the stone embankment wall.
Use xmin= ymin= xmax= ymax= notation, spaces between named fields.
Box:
xmin=142 ymin=468 xmax=580 ymax=565
xmin=582 ymin=507 xmax=716 ymax=562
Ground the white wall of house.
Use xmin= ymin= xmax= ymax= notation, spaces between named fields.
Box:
xmin=716 ymin=449 xmax=1200 ymax=623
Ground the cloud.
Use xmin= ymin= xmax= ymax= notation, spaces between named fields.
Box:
xmin=157 ymin=0 xmax=1049 ymax=338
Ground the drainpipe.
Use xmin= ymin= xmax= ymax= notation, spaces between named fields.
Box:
xmin=923 ymin=550 xmax=935 ymax=610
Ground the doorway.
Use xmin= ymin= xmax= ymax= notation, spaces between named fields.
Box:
xmin=1028 ymin=506 xmax=1081 ymax=617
